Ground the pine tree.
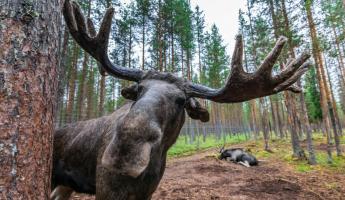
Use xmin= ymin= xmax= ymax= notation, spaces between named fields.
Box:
xmin=0 ymin=0 xmax=62 ymax=198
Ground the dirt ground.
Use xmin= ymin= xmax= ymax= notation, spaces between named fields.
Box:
xmin=73 ymin=149 xmax=345 ymax=200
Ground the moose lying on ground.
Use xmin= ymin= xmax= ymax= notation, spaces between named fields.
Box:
xmin=219 ymin=147 xmax=258 ymax=167
xmin=51 ymin=1 xmax=311 ymax=199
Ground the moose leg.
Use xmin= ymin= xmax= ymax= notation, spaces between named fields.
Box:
xmin=50 ymin=185 xmax=74 ymax=200
xmin=238 ymin=161 xmax=250 ymax=168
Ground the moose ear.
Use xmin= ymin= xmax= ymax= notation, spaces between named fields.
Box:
xmin=185 ymin=98 xmax=210 ymax=122
xmin=121 ymin=83 xmax=138 ymax=101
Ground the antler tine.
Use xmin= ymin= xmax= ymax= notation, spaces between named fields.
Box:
xmin=273 ymin=61 xmax=311 ymax=92
xmin=273 ymin=52 xmax=310 ymax=83
xmin=284 ymin=57 xmax=294 ymax=68
xmin=187 ymin=35 xmax=311 ymax=103
xmin=63 ymin=0 xmax=143 ymax=82
xmin=286 ymin=85 xmax=302 ymax=93
xmin=87 ymin=18 xmax=107 ymax=76
xmin=96 ymin=7 xmax=115 ymax=46
xmin=230 ymin=35 xmax=244 ymax=75
xmin=71 ymin=2 xmax=89 ymax=37
xmin=63 ymin=0 xmax=78 ymax=33
xmin=87 ymin=18 xmax=97 ymax=37
xmin=257 ymin=36 xmax=288 ymax=76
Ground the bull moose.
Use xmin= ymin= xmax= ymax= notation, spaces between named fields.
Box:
xmin=51 ymin=0 xmax=311 ymax=199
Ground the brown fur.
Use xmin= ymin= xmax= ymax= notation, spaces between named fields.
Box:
xmin=51 ymin=80 xmax=208 ymax=200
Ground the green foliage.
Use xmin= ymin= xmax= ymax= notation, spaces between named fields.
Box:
xmin=204 ymin=25 xmax=229 ymax=88
xmin=304 ymin=66 xmax=322 ymax=122
xmin=167 ymin=134 xmax=247 ymax=158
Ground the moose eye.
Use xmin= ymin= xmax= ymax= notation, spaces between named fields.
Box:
xmin=175 ymin=97 xmax=186 ymax=106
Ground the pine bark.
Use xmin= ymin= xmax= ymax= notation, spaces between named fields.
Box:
xmin=0 ymin=0 xmax=61 ymax=198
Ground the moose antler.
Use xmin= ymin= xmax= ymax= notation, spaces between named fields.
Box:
xmin=64 ymin=0 xmax=310 ymax=103
xmin=63 ymin=0 xmax=143 ymax=81
xmin=187 ymin=35 xmax=311 ymax=103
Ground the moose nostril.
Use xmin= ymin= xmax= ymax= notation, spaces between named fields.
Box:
xmin=175 ymin=97 xmax=186 ymax=106
xmin=147 ymin=134 xmax=159 ymax=142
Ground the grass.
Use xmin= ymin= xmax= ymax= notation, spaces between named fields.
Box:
xmin=167 ymin=134 xmax=247 ymax=158
xmin=167 ymin=133 xmax=345 ymax=174
xmin=250 ymin=134 xmax=345 ymax=173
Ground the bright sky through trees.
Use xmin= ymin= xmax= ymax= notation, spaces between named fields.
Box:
xmin=122 ymin=0 xmax=247 ymax=53
xmin=190 ymin=0 xmax=247 ymax=52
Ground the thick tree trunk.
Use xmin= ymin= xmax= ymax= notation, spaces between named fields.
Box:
xmin=0 ymin=0 xmax=61 ymax=198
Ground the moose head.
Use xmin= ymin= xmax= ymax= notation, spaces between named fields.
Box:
xmin=51 ymin=1 xmax=311 ymax=199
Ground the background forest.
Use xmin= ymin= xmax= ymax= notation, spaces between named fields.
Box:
xmin=56 ymin=0 xmax=345 ymax=164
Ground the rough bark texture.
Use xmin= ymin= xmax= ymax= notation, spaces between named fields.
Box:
xmin=0 ymin=0 xmax=61 ymax=198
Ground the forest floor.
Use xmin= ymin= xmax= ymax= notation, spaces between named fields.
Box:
xmin=73 ymin=136 xmax=345 ymax=200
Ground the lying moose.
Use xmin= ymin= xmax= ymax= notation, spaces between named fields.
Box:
xmin=219 ymin=147 xmax=258 ymax=167
xmin=51 ymin=1 xmax=311 ymax=199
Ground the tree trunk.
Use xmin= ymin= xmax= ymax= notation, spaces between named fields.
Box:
xmin=266 ymin=0 xmax=305 ymax=159
xmin=324 ymin=54 xmax=343 ymax=156
xmin=171 ymin=24 xmax=175 ymax=71
xmin=86 ymin=64 xmax=95 ymax=119
xmin=99 ymin=75 xmax=106 ymax=117
xmin=0 ymin=0 xmax=61 ymax=198
xmin=260 ymin=98 xmax=270 ymax=151
xmin=56 ymin=28 xmax=70 ymax=126
xmin=279 ymin=0 xmax=315 ymax=163
xmin=142 ymin=16 xmax=146 ymax=70
xmin=65 ymin=43 xmax=79 ymax=123
xmin=247 ymin=1 xmax=270 ymax=149
xmin=76 ymin=0 xmax=91 ymax=120
xmin=305 ymin=0 xmax=334 ymax=162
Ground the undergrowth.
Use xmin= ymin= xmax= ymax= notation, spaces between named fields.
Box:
xmin=168 ymin=133 xmax=345 ymax=174
xmin=167 ymin=134 xmax=247 ymax=158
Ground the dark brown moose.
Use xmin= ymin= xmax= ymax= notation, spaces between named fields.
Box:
xmin=51 ymin=1 xmax=311 ymax=199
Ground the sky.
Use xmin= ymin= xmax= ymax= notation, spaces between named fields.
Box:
xmin=189 ymin=0 xmax=247 ymax=53
xmin=121 ymin=0 xmax=247 ymax=54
